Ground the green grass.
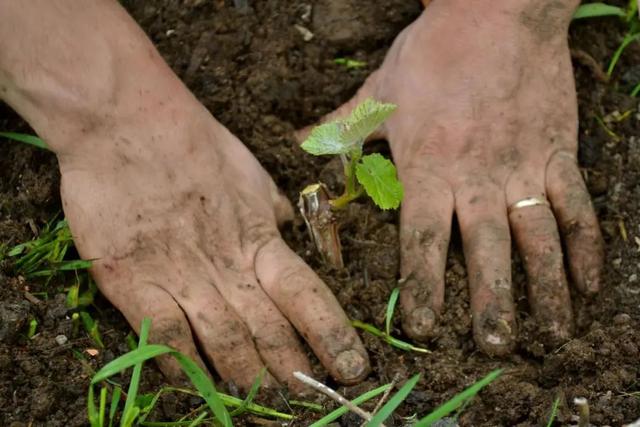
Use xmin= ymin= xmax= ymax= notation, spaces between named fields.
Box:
xmin=573 ymin=3 xmax=626 ymax=19
xmin=0 ymin=131 xmax=48 ymax=150
xmin=352 ymin=319 xmax=430 ymax=353
xmin=573 ymin=1 xmax=640 ymax=95
xmin=87 ymin=319 xmax=503 ymax=426
xmin=546 ymin=397 xmax=561 ymax=427
xmin=7 ymin=216 xmax=105 ymax=347
xmin=88 ymin=318 xmax=293 ymax=426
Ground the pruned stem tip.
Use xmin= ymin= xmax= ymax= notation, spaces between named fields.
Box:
xmin=299 ymin=183 xmax=344 ymax=268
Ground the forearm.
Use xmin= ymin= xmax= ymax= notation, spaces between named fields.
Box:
xmin=0 ymin=0 xmax=193 ymax=154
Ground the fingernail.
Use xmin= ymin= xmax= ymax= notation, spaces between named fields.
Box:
xmin=583 ymin=266 xmax=601 ymax=295
xmin=335 ymin=350 xmax=369 ymax=383
xmin=477 ymin=317 xmax=515 ymax=356
xmin=403 ymin=306 xmax=436 ymax=340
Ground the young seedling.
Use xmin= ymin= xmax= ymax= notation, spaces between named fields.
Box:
xmin=573 ymin=1 xmax=640 ymax=95
xmin=299 ymin=98 xmax=403 ymax=267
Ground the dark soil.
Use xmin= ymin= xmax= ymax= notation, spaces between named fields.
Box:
xmin=1 ymin=0 xmax=639 ymax=426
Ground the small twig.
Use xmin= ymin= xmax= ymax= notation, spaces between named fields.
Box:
xmin=571 ymin=49 xmax=609 ymax=83
xmin=361 ymin=374 xmax=399 ymax=427
xmin=574 ymin=397 xmax=590 ymax=427
xmin=293 ymin=371 xmax=383 ymax=426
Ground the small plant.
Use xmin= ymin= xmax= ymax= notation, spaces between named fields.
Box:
xmin=301 ymin=368 xmax=502 ymax=426
xmin=573 ymin=1 xmax=640 ymax=95
xmin=0 ymin=131 xmax=48 ymax=149
xmin=299 ymin=98 xmax=403 ymax=267
xmin=88 ymin=318 xmax=293 ymax=426
xmin=334 ymin=57 xmax=367 ymax=70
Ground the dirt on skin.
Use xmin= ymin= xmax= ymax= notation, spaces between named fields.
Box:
xmin=1 ymin=0 xmax=639 ymax=425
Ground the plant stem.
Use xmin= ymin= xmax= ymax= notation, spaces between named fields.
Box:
xmin=330 ymin=186 xmax=364 ymax=210
xmin=298 ymin=183 xmax=344 ymax=268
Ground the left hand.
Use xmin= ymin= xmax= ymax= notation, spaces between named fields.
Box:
xmin=299 ymin=0 xmax=604 ymax=354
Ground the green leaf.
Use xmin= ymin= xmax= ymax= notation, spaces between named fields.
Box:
xmin=91 ymin=345 xmax=174 ymax=383
xmin=366 ymin=374 xmax=421 ymax=427
xmin=108 ymin=386 xmax=121 ymax=427
xmin=355 ymin=153 xmax=403 ymax=210
xmin=415 ymin=369 xmax=502 ymax=426
xmin=122 ymin=317 xmax=151 ymax=424
xmin=334 ymin=57 xmax=367 ymax=69
xmin=546 ymin=396 xmax=560 ymax=427
xmin=352 ymin=320 xmax=430 ymax=353
xmin=342 ymin=98 xmax=396 ymax=145
xmin=230 ymin=368 xmax=265 ymax=416
xmin=172 ymin=352 xmax=232 ymax=427
xmin=0 ymin=131 xmax=49 ymax=150
xmin=573 ymin=3 xmax=625 ymax=19
xmin=385 ymin=287 xmax=400 ymax=336
xmin=301 ymin=122 xmax=348 ymax=155
xmin=88 ymin=385 xmax=99 ymax=427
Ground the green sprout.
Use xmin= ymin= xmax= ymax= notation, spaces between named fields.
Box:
xmin=334 ymin=57 xmax=367 ymax=70
xmin=573 ymin=1 xmax=640 ymax=95
xmin=88 ymin=318 xmax=293 ymax=426
xmin=301 ymin=98 xmax=402 ymax=210
xmin=299 ymin=98 xmax=402 ymax=267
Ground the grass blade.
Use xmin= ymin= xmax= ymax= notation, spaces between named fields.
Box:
xmin=415 ymin=369 xmax=502 ymax=426
xmin=172 ymin=352 xmax=232 ymax=427
xmin=109 ymin=386 xmax=122 ymax=427
xmin=365 ymin=374 xmax=420 ymax=426
xmin=546 ymin=396 xmax=560 ymax=427
xmin=0 ymin=131 xmax=48 ymax=149
xmin=352 ymin=320 xmax=430 ymax=353
xmin=99 ymin=387 xmax=107 ymax=427
xmin=573 ymin=3 xmax=626 ymax=19
xmin=631 ymin=81 xmax=640 ymax=97
xmin=186 ymin=411 xmax=209 ymax=427
xmin=309 ymin=383 xmax=393 ymax=427
xmin=92 ymin=345 xmax=174 ymax=384
xmin=88 ymin=386 xmax=99 ymax=427
xmin=385 ymin=287 xmax=400 ymax=335
xmin=230 ymin=368 xmax=265 ymax=416
xmin=122 ymin=317 xmax=151 ymax=423
xmin=608 ymin=32 xmax=640 ymax=76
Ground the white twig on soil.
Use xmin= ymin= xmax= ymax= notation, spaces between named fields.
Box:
xmin=293 ymin=371 xmax=384 ymax=426
xmin=574 ymin=397 xmax=590 ymax=427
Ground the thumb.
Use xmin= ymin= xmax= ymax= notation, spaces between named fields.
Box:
xmin=294 ymin=70 xmax=382 ymax=143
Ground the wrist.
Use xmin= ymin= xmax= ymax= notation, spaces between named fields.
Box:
xmin=0 ymin=1 xmax=197 ymax=156
xmin=425 ymin=0 xmax=577 ymax=46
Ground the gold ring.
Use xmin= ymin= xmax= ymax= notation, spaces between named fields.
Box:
xmin=508 ymin=196 xmax=550 ymax=214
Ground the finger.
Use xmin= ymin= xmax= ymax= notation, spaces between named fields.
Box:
xmin=92 ymin=262 xmax=205 ymax=382
xmin=399 ymin=173 xmax=453 ymax=340
xmin=171 ymin=275 xmax=278 ymax=391
xmin=294 ymin=71 xmax=381 ymax=143
xmin=268 ymin=180 xmax=294 ymax=227
xmin=506 ymin=177 xmax=573 ymax=346
xmin=546 ymin=151 xmax=604 ymax=295
xmin=255 ymin=238 xmax=370 ymax=384
xmin=210 ymin=274 xmax=312 ymax=392
xmin=455 ymin=180 xmax=516 ymax=356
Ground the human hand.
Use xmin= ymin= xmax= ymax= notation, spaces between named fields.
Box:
xmin=55 ymin=101 xmax=371 ymax=391
xmin=302 ymin=0 xmax=604 ymax=354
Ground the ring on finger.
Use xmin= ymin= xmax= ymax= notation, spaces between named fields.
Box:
xmin=508 ymin=196 xmax=550 ymax=215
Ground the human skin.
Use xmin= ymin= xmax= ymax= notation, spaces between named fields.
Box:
xmin=305 ymin=0 xmax=604 ymax=353
xmin=0 ymin=0 xmax=604 ymax=391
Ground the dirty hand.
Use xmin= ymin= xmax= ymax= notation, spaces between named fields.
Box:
xmin=311 ymin=0 xmax=604 ymax=353
xmin=0 ymin=1 xmax=369 ymax=390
